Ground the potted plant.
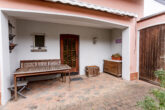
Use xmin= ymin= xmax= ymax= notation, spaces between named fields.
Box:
xmin=111 ymin=53 xmax=122 ymax=60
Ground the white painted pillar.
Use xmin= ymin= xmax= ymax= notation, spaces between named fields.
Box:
xmin=0 ymin=11 xmax=11 ymax=105
xmin=122 ymin=27 xmax=130 ymax=80
xmin=136 ymin=31 xmax=140 ymax=79
xmin=0 ymin=10 xmax=2 ymax=105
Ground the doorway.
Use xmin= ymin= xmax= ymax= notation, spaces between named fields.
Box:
xmin=139 ymin=24 xmax=165 ymax=83
xmin=60 ymin=34 xmax=79 ymax=74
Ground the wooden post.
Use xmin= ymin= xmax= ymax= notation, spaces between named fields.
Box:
xmin=61 ymin=74 xmax=64 ymax=82
xmin=65 ymin=72 xmax=66 ymax=82
xmin=69 ymin=71 xmax=71 ymax=88
xmin=14 ymin=75 xmax=17 ymax=100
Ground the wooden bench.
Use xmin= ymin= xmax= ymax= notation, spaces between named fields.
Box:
xmin=14 ymin=59 xmax=71 ymax=100
xmin=20 ymin=59 xmax=62 ymax=81
xmin=20 ymin=59 xmax=61 ymax=68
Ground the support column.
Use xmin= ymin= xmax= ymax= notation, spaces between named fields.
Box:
xmin=0 ymin=11 xmax=11 ymax=105
xmin=122 ymin=27 xmax=130 ymax=80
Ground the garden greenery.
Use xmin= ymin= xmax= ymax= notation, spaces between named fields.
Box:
xmin=137 ymin=70 xmax=165 ymax=110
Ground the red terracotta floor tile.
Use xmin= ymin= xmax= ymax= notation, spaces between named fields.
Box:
xmin=0 ymin=73 xmax=158 ymax=110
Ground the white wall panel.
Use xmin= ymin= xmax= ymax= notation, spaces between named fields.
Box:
xmin=109 ymin=29 xmax=122 ymax=56
xmin=122 ymin=28 xmax=130 ymax=80
xmin=0 ymin=11 xmax=11 ymax=105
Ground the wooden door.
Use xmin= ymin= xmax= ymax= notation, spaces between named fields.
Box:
xmin=139 ymin=24 xmax=165 ymax=83
xmin=60 ymin=34 xmax=79 ymax=73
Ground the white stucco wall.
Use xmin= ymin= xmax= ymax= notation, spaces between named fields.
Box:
xmin=144 ymin=0 xmax=165 ymax=17
xmin=0 ymin=11 xmax=1 ymax=100
xmin=122 ymin=28 xmax=130 ymax=80
xmin=14 ymin=19 xmax=112 ymax=75
xmin=9 ymin=17 xmax=18 ymax=84
xmin=109 ymin=29 xmax=122 ymax=57
xmin=0 ymin=11 xmax=2 ymax=105
xmin=0 ymin=11 xmax=11 ymax=105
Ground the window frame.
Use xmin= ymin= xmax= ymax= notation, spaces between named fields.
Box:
xmin=34 ymin=34 xmax=45 ymax=48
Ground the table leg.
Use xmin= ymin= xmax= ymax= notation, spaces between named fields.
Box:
xmin=65 ymin=72 xmax=66 ymax=82
xmin=69 ymin=71 xmax=71 ymax=87
xmin=14 ymin=76 xmax=17 ymax=100
xmin=61 ymin=74 xmax=63 ymax=82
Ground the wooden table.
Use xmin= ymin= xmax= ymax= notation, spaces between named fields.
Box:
xmin=14 ymin=64 xmax=71 ymax=100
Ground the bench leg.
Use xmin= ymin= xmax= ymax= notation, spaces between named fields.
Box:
xmin=62 ymin=74 xmax=66 ymax=82
xmin=14 ymin=76 xmax=17 ymax=100
xmin=65 ymin=72 xmax=67 ymax=82
xmin=69 ymin=71 xmax=71 ymax=88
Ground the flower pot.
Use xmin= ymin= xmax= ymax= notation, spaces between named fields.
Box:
xmin=111 ymin=56 xmax=122 ymax=60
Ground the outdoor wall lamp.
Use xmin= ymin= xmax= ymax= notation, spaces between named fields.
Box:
xmin=93 ymin=37 xmax=98 ymax=44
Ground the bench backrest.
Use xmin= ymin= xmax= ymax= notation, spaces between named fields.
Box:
xmin=20 ymin=59 xmax=61 ymax=68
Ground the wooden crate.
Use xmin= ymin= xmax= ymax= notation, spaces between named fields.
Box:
xmin=85 ymin=66 xmax=100 ymax=77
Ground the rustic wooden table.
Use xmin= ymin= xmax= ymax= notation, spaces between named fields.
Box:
xmin=14 ymin=64 xmax=71 ymax=100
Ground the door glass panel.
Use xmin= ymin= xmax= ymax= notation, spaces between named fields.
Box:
xmin=72 ymin=39 xmax=76 ymax=67
xmin=68 ymin=39 xmax=72 ymax=66
xmin=63 ymin=39 xmax=68 ymax=64
xmin=63 ymin=38 xmax=77 ymax=68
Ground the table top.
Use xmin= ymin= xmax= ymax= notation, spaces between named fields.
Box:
xmin=105 ymin=59 xmax=122 ymax=62
xmin=14 ymin=64 xmax=71 ymax=74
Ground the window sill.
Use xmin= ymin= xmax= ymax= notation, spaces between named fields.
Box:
xmin=31 ymin=49 xmax=47 ymax=52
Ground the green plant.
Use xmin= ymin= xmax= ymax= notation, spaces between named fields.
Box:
xmin=112 ymin=53 xmax=121 ymax=58
xmin=155 ymin=70 xmax=165 ymax=88
xmin=137 ymin=70 xmax=165 ymax=110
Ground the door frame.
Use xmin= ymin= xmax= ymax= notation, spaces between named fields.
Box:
xmin=60 ymin=34 xmax=79 ymax=74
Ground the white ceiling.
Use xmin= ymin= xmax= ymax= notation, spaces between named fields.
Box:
xmin=3 ymin=10 xmax=126 ymax=29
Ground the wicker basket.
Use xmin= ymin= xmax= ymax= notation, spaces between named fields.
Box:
xmin=85 ymin=66 xmax=100 ymax=77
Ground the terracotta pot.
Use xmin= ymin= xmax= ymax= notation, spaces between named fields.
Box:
xmin=111 ymin=56 xmax=122 ymax=60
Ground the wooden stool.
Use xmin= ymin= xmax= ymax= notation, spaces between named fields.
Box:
xmin=8 ymin=81 xmax=29 ymax=100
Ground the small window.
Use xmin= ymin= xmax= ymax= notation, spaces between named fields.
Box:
xmin=35 ymin=35 xmax=45 ymax=47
